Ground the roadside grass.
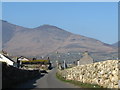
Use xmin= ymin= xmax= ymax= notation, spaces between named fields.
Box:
xmin=56 ymin=72 xmax=103 ymax=88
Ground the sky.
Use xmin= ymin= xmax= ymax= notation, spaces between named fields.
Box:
xmin=2 ymin=2 xmax=118 ymax=44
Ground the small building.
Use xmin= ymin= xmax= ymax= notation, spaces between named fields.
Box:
xmin=78 ymin=51 xmax=94 ymax=65
xmin=0 ymin=54 xmax=15 ymax=66
xmin=17 ymin=56 xmax=29 ymax=61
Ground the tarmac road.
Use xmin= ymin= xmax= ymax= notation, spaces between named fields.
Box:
xmin=16 ymin=68 xmax=79 ymax=89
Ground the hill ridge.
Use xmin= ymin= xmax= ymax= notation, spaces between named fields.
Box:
xmin=2 ymin=20 xmax=117 ymax=56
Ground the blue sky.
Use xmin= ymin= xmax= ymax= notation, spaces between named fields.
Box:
xmin=2 ymin=2 xmax=118 ymax=44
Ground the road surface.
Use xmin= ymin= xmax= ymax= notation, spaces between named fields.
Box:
xmin=16 ymin=68 xmax=79 ymax=89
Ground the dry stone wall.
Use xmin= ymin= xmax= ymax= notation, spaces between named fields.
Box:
xmin=2 ymin=62 xmax=40 ymax=88
xmin=58 ymin=60 xmax=119 ymax=88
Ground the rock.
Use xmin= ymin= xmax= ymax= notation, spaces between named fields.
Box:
xmin=110 ymin=75 xmax=118 ymax=82
xmin=112 ymin=70 xmax=117 ymax=75
xmin=104 ymin=79 xmax=110 ymax=86
xmin=113 ymin=85 xmax=118 ymax=88
xmin=100 ymin=70 xmax=104 ymax=75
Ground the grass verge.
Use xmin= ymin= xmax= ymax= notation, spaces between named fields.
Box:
xmin=56 ymin=72 xmax=103 ymax=88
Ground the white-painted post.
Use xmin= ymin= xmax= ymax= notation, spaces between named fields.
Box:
xmin=63 ymin=60 xmax=67 ymax=69
xmin=77 ymin=60 xmax=80 ymax=66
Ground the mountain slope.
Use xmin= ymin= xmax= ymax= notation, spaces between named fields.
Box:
xmin=2 ymin=20 xmax=30 ymax=45
xmin=112 ymin=41 xmax=120 ymax=47
xmin=2 ymin=20 xmax=117 ymax=56
xmin=57 ymin=34 xmax=116 ymax=53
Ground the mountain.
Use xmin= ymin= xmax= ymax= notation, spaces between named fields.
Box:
xmin=2 ymin=20 xmax=117 ymax=57
xmin=112 ymin=41 xmax=120 ymax=47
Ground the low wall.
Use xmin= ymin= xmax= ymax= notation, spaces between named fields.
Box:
xmin=2 ymin=62 xmax=40 ymax=88
xmin=58 ymin=60 xmax=119 ymax=88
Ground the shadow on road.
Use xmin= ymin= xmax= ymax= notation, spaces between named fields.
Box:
xmin=14 ymin=73 xmax=45 ymax=89
xmin=40 ymin=70 xmax=48 ymax=74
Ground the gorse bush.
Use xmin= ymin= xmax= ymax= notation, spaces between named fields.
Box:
xmin=22 ymin=60 xmax=49 ymax=64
